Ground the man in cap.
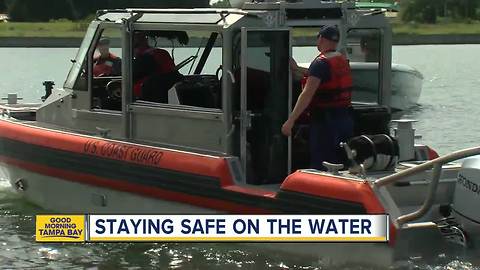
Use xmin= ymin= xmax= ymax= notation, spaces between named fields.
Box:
xmin=93 ymin=38 xmax=121 ymax=77
xmin=282 ymin=25 xmax=353 ymax=170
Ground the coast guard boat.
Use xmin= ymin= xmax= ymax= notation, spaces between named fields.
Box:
xmin=0 ymin=0 xmax=479 ymax=266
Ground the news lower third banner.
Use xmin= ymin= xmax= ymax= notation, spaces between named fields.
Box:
xmin=35 ymin=214 xmax=389 ymax=242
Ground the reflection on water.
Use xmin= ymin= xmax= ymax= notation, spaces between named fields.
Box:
xmin=0 ymin=182 xmax=337 ymax=269
xmin=1 ymin=45 xmax=480 ymax=269
xmin=393 ymin=45 xmax=480 ymax=155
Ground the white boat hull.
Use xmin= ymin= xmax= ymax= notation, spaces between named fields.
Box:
xmin=390 ymin=63 xmax=423 ymax=110
xmin=350 ymin=62 xmax=423 ymax=111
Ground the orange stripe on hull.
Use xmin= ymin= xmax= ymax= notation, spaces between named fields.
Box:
xmin=281 ymin=171 xmax=385 ymax=214
xmin=0 ymin=120 xmax=234 ymax=186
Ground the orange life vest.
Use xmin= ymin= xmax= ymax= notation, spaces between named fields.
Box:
xmin=305 ymin=52 xmax=353 ymax=109
xmin=93 ymin=53 xmax=119 ymax=77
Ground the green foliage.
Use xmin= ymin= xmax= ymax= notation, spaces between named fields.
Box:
xmin=0 ymin=21 xmax=88 ymax=37
xmin=0 ymin=0 xmax=6 ymax=12
xmin=400 ymin=0 xmax=480 ymax=23
xmin=6 ymin=0 xmax=210 ymax=22
xmin=356 ymin=0 xmax=396 ymax=3
xmin=400 ymin=0 xmax=437 ymax=23
xmin=391 ymin=20 xmax=480 ymax=35
xmin=8 ymin=0 xmax=75 ymax=21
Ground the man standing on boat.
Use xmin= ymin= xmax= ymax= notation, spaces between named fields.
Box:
xmin=282 ymin=26 xmax=353 ymax=170
xmin=93 ymin=38 xmax=121 ymax=77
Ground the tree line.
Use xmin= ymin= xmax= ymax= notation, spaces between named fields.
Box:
xmin=0 ymin=0 xmax=210 ymax=21
xmin=400 ymin=0 xmax=479 ymax=23
xmin=353 ymin=0 xmax=479 ymax=23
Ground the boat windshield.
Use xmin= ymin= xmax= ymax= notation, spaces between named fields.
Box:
xmin=64 ymin=22 xmax=99 ymax=89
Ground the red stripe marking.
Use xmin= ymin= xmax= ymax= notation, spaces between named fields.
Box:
xmin=0 ymin=155 xmax=271 ymax=213
xmin=223 ymin=185 xmax=277 ymax=198
xmin=281 ymin=171 xmax=385 ymax=214
xmin=0 ymin=120 xmax=234 ymax=186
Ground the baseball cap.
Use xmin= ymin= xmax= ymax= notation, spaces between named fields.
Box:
xmin=98 ymin=38 xmax=110 ymax=45
xmin=317 ymin=25 xmax=340 ymax=42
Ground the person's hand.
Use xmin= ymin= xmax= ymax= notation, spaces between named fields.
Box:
xmin=289 ymin=58 xmax=298 ymax=72
xmin=281 ymin=119 xmax=294 ymax=137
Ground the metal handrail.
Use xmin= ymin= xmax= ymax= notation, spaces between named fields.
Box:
xmin=374 ymin=146 xmax=480 ymax=226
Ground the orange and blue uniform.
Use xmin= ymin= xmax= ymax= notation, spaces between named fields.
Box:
xmin=93 ymin=53 xmax=120 ymax=77
xmin=306 ymin=51 xmax=353 ymax=170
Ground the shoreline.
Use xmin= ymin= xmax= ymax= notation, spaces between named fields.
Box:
xmin=393 ymin=34 xmax=480 ymax=45
xmin=1 ymin=34 xmax=480 ymax=48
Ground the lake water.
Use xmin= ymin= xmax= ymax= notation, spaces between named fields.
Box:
xmin=0 ymin=45 xmax=479 ymax=269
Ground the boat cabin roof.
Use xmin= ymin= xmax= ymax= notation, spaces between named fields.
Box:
xmin=93 ymin=0 xmax=361 ymax=28
xmin=96 ymin=9 xmax=247 ymax=28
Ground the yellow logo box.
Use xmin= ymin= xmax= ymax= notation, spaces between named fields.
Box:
xmin=36 ymin=215 xmax=86 ymax=242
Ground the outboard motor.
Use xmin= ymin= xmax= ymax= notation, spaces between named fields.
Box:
xmin=345 ymin=134 xmax=399 ymax=172
xmin=451 ymin=156 xmax=480 ymax=246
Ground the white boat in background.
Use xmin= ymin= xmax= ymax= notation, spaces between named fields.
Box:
xmin=351 ymin=62 xmax=423 ymax=111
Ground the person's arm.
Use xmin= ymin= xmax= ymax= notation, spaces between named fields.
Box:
xmin=281 ymin=76 xmax=321 ymax=136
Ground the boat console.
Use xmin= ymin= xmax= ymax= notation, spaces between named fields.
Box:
xmin=92 ymin=76 xmax=123 ymax=110
xmin=174 ymin=75 xmax=222 ymax=109
xmin=351 ymin=104 xmax=391 ymax=135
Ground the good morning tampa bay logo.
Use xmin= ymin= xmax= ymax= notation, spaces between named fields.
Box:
xmin=36 ymin=215 xmax=85 ymax=242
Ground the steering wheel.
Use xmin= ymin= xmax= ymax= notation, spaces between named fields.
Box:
xmin=105 ymin=80 xmax=122 ymax=102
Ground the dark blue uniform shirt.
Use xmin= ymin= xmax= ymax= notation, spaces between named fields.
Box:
xmin=308 ymin=57 xmax=331 ymax=82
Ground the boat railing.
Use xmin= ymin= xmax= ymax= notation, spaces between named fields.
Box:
xmin=374 ymin=146 xmax=480 ymax=226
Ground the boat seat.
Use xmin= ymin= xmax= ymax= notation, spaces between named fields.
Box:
xmin=141 ymin=71 xmax=183 ymax=103
xmin=351 ymin=104 xmax=390 ymax=135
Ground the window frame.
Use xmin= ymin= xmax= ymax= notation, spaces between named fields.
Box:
xmin=86 ymin=24 xmax=124 ymax=114
xmin=346 ymin=27 xmax=383 ymax=105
